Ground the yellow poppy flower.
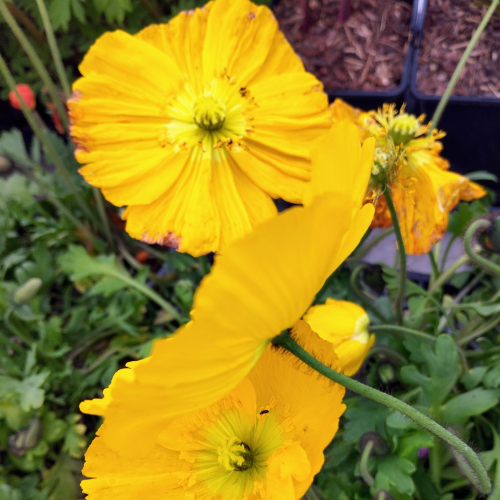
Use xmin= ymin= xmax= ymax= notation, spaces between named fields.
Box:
xmin=81 ymin=321 xmax=346 ymax=499
xmin=303 ymin=299 xmax=375 ymax=376
xmin=330 ymin=99 xmax=486 ymax=255
xmin=68 ymin=0 xmax=331 ymax=257
xmin=79 ymin=121 xmax=375 ymax=459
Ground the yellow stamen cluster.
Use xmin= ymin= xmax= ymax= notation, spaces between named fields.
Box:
xmin=217 ymin=436 xmax=253 ymax=471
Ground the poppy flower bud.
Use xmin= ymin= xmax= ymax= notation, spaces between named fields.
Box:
xmin=374 ymin=490 xmax=395 ymax=500
xmin=9 ymin=84 xmax=36 ymax=111
xmin=378 ymin=362 xmax=396 ymax=384
xmin=476 ymin=212 xmax=500 ymax=255
xmin=13 ymin=278 xmax=42 ymax=304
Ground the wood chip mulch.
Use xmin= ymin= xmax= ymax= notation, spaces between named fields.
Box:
xmin=417 ymin=0 xmax=500 ymax=97
xmin=274 ymin=0 xmax=412 ymax=92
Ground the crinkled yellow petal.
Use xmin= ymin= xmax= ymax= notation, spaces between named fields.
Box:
xmin=330 ymin=98 xmax=359 ymax=124
xmin=372 ymin=150 xmax=486 ymax=254
xmin=249 ymin=320 xmax=345 ymax=498
xmin=81 ymin=192 xmax=369 ymax=457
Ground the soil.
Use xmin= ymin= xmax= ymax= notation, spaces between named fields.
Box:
xmin=417 ymin=0 xmax=500 ymax=97
xmin=274 ymin=0 xmax=412 ymax=92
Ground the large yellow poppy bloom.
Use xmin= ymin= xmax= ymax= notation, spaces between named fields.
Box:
xmin=68 ymin=0 xmax=331 ymax=257
xmin=82 ymin=321 xmax=346 ymax=499
xmin=330 ymin=99 xmax=486 ymax=255
xmin=79 ymin=121 xmax=375 ymax=461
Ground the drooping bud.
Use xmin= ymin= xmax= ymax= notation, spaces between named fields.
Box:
xmin=9 ymin=84 xmax=36 ymax=111
xmin=13 ymin=278 xmax=43 ymax=304
xmin=476 ymin=212 xmax=500 ymax=255
xmin=8 ymin=417 xmax=43 ymax=457
xmin=378 ymin=362 xmax=396 ymax=384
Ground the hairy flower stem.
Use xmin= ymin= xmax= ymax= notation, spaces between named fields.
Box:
xmin=464 ymin=219 xmax=500 ymax=278
xmin=370 ymin=324 xmax=435 ymax=343
xmin=35 ymin=0 xmax=71 ymax=99
xmin=0 ymin=0 xmax=68 ymax=129
xmin=429 ymin=0 xmax=500 ymax=133
xmin=272 ymin=331 xmax=492 ymax=495
xmin=383 ymin=188 xmax=406 ymax=325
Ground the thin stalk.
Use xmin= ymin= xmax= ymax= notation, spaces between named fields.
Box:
xmin=464 ymin=219 xmax=500 ymax=277
xmin=349 ymin=264 xmax=388 ymax=323
xmin=384 ymin=188 xmax=406 ymax=325
xmin=456 ymin=314 xmax=500 ymax=347
xmin=430 ymin=439 xmax=442 ymax=490
xmin=348 ymin=227 xmax=394 ymax=262
xmin=0 ymin=0 xmax=68 ymax=128
xmin=35 ymin=0 xmax=71 ymax=99
xmin=440 ymin=235 xmax=457 ymax=272
xmin=359 ymin=440 xmax=375 ymax=487
xmin=429 ymin=254 xmax=469 ymax=294
xmin=272 ymin=331 xmax=492 ymax=495
xmin=93 ymin=187 xmax=114 ymax=249
xmin=429 ymin=244 xmax=440 ymax=287
xmin=0 ymin=53 xmax=92 ymax=220
xmin=370 ymin=324 xmax=436 ymax=343
xmin=429 ymin=0 xmax=500 ymax=132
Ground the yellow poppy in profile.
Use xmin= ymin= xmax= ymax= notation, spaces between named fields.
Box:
xmin=303 ymin=299 xmax=374 ymax=376
xmin=68 ymin=0 xmax=331 ymax=257
xmin=81 ymin=321 xmax=346 ymax=499
xmin=330 ymin=99 xmax=486 ymax=255
xmin=79 ymin=121 xmax=375 ymax=460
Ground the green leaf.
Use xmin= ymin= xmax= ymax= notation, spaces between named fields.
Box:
xmin=397 ymin=431 xmax=433 ymax=460
xmin=375 ymin=456 xmax=416 ymax=495
xmin=441 ymin=389 xmax=500 ymax=424
xmin=448 ymin=201 xmax=488 ymax=237
xmin=0 ymin=130 xmax=30 ymax=165
xmin=461 ymin=366 xmax=488 ymax=390
xmin=63 ymin=415 xmax=86 ymax=458
xmin=42 ymin=454 xmax=83 ymax=500
xmin=484 ymin=363 xmax=500 ymax=389
xmin=466 ymin=170 xmax=499 ymax=182
xmin=0 ymin=372 xmax=49 ymax=412
xmin=49 ymin=0 xmax=72 ymax=31
xmin=90 ymin=277 xmax=127 ymax=297
xmin=343 ymin=398 xmax=390 ymax=443
xmin=400 ymin=335 xmax=458 ymax=410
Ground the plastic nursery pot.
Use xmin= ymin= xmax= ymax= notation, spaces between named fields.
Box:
xmin=409 ymin=0 xmax=500 ymax=199
xmin=272 ymin=0 xmax=417 ymax=111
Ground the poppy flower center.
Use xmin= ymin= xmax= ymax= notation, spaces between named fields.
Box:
xmin=389 ymin=114 xmax=420 ymax=146
xmin=217 ymin=436 xmax=253 ymax=471
xmin=193 ymin=94 xmax=226 ymax=131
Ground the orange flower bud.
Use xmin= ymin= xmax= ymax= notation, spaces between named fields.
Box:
xmin=9 ymin=84 xmax=36 ymax=111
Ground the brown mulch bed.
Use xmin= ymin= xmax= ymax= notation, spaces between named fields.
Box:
xmin=274 ymin=0 xmax=412 ymax=91
xmin=417 ymin=0 xmax=500 ymax=97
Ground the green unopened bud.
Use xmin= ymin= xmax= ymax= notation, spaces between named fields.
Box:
xmin=378 ymin=363 xmax=395 ymax=384
xmin=13 ymin=278 xmax=42 ymax=304
xmin=374 ymin=490 xmax=395 ymax=500
xmin=8 ymin=417 xmax=43 ymax=457
xmin=477 ymin=212 xmax=500 ymax=255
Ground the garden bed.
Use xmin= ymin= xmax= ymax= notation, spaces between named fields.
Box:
xmin=274 ymin=0 xmax=412 ymax=92
xmin=416 ymin=0 xmax=500 ymax=97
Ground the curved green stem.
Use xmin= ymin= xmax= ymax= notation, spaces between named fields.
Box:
xmin=359 ymin=440 xmax=375 ymax=487
xmin=348 ymin=227 xmax=394 ymax=263
xmin=0 ymin=0 xmax=68 ymax=129
xmin=464 ymin=220 xmax=500 ymax=278
xmin=429 ymin=0 xmax=500 ymax=132
xmin=429 ymin=254 xmax=469 ymax=294
xmin=370 ymin=324 xmax=436 ymax=343
xmin=349 ymin=264 xmax=387 ymax=323
xmin=35 ymin=0 xmax=71 ymax=99
xmin=383 ymin=188 xmax=406 ymax=325
xmin=272 ymin=331 xmax=492 ymax=495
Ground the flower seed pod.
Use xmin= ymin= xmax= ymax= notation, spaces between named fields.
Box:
xmin=13 ymin=278 xmax=43 ymax=305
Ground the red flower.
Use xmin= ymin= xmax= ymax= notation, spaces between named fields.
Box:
xmin=9 ymin=84 xmax=36 ymax=111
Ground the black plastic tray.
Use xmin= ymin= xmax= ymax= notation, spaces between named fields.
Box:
xmin=408 ymin=0 xmax=500 ymax=198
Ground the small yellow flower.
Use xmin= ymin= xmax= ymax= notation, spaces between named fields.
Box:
xmin=68 ymin=0 xmax=331 ymax=257
xmin=81 ymin=322 xmax=346 ymax=499
xmin=303 ymin=299 xmax=375 ymax=376
xmin=330 ymin=99 xmax=486 ymax=255
xmin=79 ymin=121 xmax=375 ymax=460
